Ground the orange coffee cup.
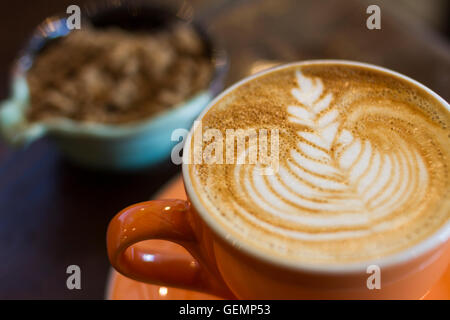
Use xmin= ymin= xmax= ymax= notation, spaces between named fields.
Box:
xmin=107 ymin=61 xmax=450 ymax=299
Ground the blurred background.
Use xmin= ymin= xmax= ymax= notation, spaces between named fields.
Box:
xmin=0 ymin=0 xmax=448 ymax=299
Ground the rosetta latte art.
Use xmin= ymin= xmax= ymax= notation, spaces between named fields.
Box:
xmin=234 ymin=71 xmax=429 ymax=240
xmin=190 ymin=64 xmax=449 ymax=263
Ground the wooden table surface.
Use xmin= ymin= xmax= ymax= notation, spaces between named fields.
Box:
xmin=0 ymin=0 xmax=448 ymax=299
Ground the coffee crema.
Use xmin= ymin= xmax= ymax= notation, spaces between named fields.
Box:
xmin=187 ymin=63 xmax=450 ymax=264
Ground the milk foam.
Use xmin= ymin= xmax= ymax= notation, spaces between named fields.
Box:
xmin=188 ymin=64 xmax=450 ymax=264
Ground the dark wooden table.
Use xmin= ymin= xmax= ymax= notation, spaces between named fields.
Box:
xmin=0 ymin=0 xmax=448 ymax=299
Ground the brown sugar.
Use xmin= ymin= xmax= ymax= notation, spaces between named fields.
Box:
xmin=26 ymin=23 xmax=213 ymax=124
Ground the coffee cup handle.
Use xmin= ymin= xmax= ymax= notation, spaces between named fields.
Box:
xmin=106 ymin=199 xmax=234 ymax=298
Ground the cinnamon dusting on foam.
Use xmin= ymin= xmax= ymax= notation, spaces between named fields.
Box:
xmin=188 ymin=64 xmax=450 ymax=264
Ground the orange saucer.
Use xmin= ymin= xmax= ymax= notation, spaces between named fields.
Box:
xmin=105 ymin=175 xmax=450 ymax=300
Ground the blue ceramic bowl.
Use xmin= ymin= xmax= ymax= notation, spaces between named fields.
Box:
xmin=0 ymin=3 xmax=227 ymax=170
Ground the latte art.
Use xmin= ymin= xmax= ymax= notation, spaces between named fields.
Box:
xmin=188 ymin=63 xmax=450 ymax=264
xmin=235 ymin=71 xmax=430 ymax=237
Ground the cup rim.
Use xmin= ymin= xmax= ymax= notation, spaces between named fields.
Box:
xmin=182 ymin=59 xmax=450 ymax=274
